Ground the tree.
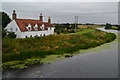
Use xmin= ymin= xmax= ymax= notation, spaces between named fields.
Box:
xmin=0 ymin=12 xmax=11 ymax=38
xmin=117 ymin=25 xmax=120 ymax=30
xmin=2 ymin=29 xmax=7 ymax=38
xmin=105 ymin=23 xmax=112 ymax=29
xmin=0 ymin=12 xmax=11 ymax=29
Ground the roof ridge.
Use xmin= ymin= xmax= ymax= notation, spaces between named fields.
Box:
xmin=16 ymin=19 xmax=42 ymax=21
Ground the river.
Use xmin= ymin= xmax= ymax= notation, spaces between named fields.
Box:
xmin=2 ymin=28 xmax=119 ymax=78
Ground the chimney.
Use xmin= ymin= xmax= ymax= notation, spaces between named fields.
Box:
xmin=12 ymin=10 xmax=17 ymax=20
xmin=39 ymin=13 xmax=43 ymax=21
xmin=48 ymin=17 xmax=51 ymax=24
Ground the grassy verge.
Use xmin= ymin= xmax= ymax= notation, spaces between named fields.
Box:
xmin=77 ymin=25 xmax=104 ymax=28
xmin=2 ymin=28 xmax=116 ymax=70
xmin=70 ymin=29 xmax=96 ymax=34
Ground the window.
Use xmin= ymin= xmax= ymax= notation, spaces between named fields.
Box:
xmin=35 ymin=35 xmax=38 ymax=37
xmin=25 ymin=36 xmax=28 ymax=38
xmin=11 ymin=28 xmax=13 ymax=32
xmin=44 ymin=34 xmax=45 ymax=36
xmin=27 ymin=23 xmax=31 ymax=31
xmin=42 ymin=27 xmax=44 ymax=30
xmin=34 ymin=24 xmax=38 ymax=31
xmin=41 ymin=24 xmax=44 ymax=30
xmin=40 ymin=26 xmax=44 ymax=30
xmin=30 ymin=35 xmax=32 ymax=38
xmin=28 ymin=27 xmax=31 ymax=30
xmin=35 ymin=27 xmax=38 ymax=31
xmin=40 ymin=25 xmax=44 ymax=30
xmin=16 ymin=28 xmax=17 ymax=31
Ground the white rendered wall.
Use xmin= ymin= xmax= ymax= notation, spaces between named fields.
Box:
xmin=4 ymin=20 xmax=22 ymax=38
xmin=21 ymin=28 xmax=54 ymax=38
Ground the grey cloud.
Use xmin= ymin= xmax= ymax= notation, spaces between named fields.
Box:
xmin=2 ymin=2 xmax=118 ymax=24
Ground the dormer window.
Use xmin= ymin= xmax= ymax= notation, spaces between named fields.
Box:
xmin=26 ymin=23 xmax=31 ymax=31
xmin=40 ymin=24 xmax=44 ymax=30
xmin=34 ymin=24 xmax=38 ymax=31
xmin=28 ymin=27 xmax=31 ymax=30
xmin=41 ymin=27 xmax=44 ymax=30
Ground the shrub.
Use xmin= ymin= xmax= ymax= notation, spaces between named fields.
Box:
xmin=105 ymin=23 xmax=112 ymax=29
xmin=7 ymin=32 xmax=16 ymax=39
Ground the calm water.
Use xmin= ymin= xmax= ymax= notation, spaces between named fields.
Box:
xmin=3 ymin=28 xmax=119 ymax=78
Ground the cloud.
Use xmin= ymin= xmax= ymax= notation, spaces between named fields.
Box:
xmin=2 ymin=2 xmax=118 ymax=24
xmin=1 ymin=0 xmax=119 ymax=2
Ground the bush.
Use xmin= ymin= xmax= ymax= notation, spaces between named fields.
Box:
xmin=105 ymin=23 xmax=112 ymax=29
xmin=7 ymin=32 xmax=16 ymax=39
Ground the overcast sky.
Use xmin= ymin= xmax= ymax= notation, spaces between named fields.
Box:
xmin=2 ymin=2 xmax=118 ymax=24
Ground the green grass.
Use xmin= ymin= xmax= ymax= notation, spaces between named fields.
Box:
xmin=71 ymin=29 xmax=96 ymax=34
xmin=2 ymin=28 xmax=116 ymax=69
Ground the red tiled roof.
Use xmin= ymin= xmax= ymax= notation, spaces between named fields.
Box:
xmin=15 ymin=19 xmax=53 ymax=31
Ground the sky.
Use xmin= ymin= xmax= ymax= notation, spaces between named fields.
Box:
xmin=1 ymin=0 xmax=119 ymax=2
xmin=1 ymin=2 xmax=118 ymax=24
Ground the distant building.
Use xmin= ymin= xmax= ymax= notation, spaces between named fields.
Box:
xmin=5 ymin=10 xmax=55 ymax=38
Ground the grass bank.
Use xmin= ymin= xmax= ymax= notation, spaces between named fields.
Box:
xmin=2 ymin=28 xmax=116 ymax=70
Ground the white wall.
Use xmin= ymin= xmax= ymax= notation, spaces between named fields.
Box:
xmin=21 ymin=28 xmax=54 ymax=38
xmin=4 ymin=20 xmax=22 ymax=38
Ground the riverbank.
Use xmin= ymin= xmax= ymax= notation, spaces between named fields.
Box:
xmin=3 ymin=28 xmax=118 ymax=78
xmin=2 ymin=28 xmax=116 ymax=70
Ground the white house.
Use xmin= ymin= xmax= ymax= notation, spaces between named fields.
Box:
xmin=5 ymin=10 xmax=55 ymax=38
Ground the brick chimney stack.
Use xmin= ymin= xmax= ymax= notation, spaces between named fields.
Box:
xmin=48 ymin=17 xmax=51 ymax=24
xmin=40 ymin=13 xmax=43 ymax=21
xmin=12 ymin=10 xmax=17 ymax=20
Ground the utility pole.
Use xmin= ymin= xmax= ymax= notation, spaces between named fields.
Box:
xmin=77 ymin=16 xmax=78 ymax=30
xmin=75 ymin=16 xmax=76 ymax=32
xmin=75 ymin=16 xmax=78 ymax=32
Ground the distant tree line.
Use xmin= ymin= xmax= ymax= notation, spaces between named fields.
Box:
xmin=105 ymin=23 xmax=112 ymax=29
xmin=53 ymin=22 xmax=120 ymax=31
xmin=54 ymin=23 xmax=80 ymax=34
